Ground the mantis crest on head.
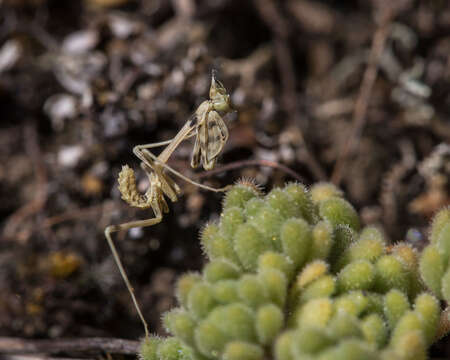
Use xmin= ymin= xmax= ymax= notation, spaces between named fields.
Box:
xmin=104 ymin=73 xmax=233 ymax=337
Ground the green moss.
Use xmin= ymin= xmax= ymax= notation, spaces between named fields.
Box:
xmin=212 ymin=280 xmax=239 ymax=304
xmin=139 ymin=337 xmax=161 ymax=360
xmin=237 ymin=274 xmax=268 ymax=308
xmin=266 ymin=188 xmax=302 ymax=219
xmin=390 ymin=311 xmax=424 ymax=347
xmin=419 ymin=245 xmax=445 ymax=298
xmin=309 ymin=221 xmax=334 ymax=260
xmin=223 ymin=183 xmax=260 ymax=210
xmin=297 ymin=260 xmax=329 ymax=288
xmin=138 ymin=183 xmax=448 ymax=360
xmin=274 ymin=331 xmax=295 ymax=360
xmin=436 ymin=222 xmax=450 ymax=266
xmin=221 ymin=207 xmax=245 ymax=239
xmin=163 ymin=309 xmax=196 ymax=345
xmin=293 ymin=326 xmax=334 ymax=355
xmin=223 ymin=341 xmax=263 ymax=360
xmin=337 ymin=260 xmax=375 ymax=292
xmin=258 ymin=251 xmax=294 ymax=280
xmin=392 ymin=331 xmax=427 ymax=360
xmin=296 ymin=298 xmax=333 ymax=328
xmin=244 ymin=197 xmax=265 ymax=219
xmin=298 ymin=275 xmax=336 ymax=304
xmin=330 ymin=225 xmax=357 ymax=265
xmin=280 ymin=218 xmax=312 ymax=268
xmin=414 ymin=293 xmax=440 ymax=345
xmin=430 ymin=207 xmax=450 ymax=245
xmin=361 ymin=314 xmax=387 ymax=348
xmin=384 ymin=289 xmax=410 ymax=331
xmin=318 ymin=198 xmax=360 ymax=232
xmin=310 ymin=182 xmax=343 ymax=204
xmin=200 ymin=223 xmax=239 ymax=263
xmin=200 ymin=222 xmax=220 ymax=258
xmin=187 ymin=283 xmax=217 ymax=320
xmin=176 ymin=273 xmax=202 ymax=308
xmin=336 ymin=226 xmax=385 ymax=270
xmin=284 ymin=182 xmax=315 ymax=223
xmin=316 ymin=339 xmax=377 ymax=360
xmin=328 ymin=313 xmax=362 ymax=341
xmin=234 ymin=223 xmax=273 ymax=271
xmin=442 ymin=268 xmax=450 ymax=303
xmin=255 ymin=304 xmax=284 ymax=345
xmin=156 ymin=337 xmax=194 ymax=360
xmin=248 ymin=204 xmax=285 ymax=248
xmin=374 ymin=255 xmax=410 ymax=295
xmin=204 ymin=259 xmax=241 ymax=283
xmin=207 ymin=303 xmax=256 ymax=342
xmin=194 ymin=320 xmax=228 ymax=358
xmin=258 ymin=268 xmax=288 ymax=307
xmin=334 ymin=291 xmax=369 ymax=317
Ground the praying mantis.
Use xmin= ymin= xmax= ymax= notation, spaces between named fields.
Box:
xmin=104 ymin=74 xmax=233 ymax=337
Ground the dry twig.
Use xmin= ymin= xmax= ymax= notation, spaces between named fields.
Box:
xmin=380 ymin=140 xmax=416 ymax=235
xmin=252 ymin=0 xmax=326 ymax=181
xmin=2 ymin=123 xmax=48 ymax=241
xmin=41 ymin=202 xmax=116 ymax=229
xmin=0 ymin=337 xmax=139 ymax=356
xmin=331 ymin=6 xmax=393 ymax=185
xmin=3 ymin=356 xmax=93 ymax=360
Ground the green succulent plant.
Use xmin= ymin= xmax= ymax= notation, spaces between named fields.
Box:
xmin=139 ymin=182 xmax=450 ymax=360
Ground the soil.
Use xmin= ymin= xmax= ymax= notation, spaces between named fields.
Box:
xmin=0 ymin=0 xmax=449 ymax=358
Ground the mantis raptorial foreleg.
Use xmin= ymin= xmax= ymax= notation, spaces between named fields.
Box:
xmin=133 ymin=134 xmax=231 ymax=194
xmin=135 ymin=147 xmax=231 ymax=193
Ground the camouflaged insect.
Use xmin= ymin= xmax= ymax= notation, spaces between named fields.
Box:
xmin=105 ymin=74 xmax=233 ymax=338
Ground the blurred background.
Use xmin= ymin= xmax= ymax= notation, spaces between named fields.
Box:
xmin=0 ymin=0 xmax=449 ymax=356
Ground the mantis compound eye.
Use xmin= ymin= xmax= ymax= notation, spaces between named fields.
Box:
xmin=213 ymin=94 xmax=232 ymax=113
xmin=210 ymin=75 xmax=233 ymax=113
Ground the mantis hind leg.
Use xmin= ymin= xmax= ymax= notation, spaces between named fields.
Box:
xmin=132 ymin=132 xmax=197 ymax=167
xmin=131 ymin=126 xmax=229 ymax=192
xmin=134 ymin=133 xmax=196 ymax=152
xmin=141 ymin=148 xmax=230 ymax=193
xmin=104 ymin=210 xmax=163 ymax=338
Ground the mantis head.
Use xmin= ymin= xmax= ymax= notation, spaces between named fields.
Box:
xmin=210 ymin=74 xmax=232 ymax=114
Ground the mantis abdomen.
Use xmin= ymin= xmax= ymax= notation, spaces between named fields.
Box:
xmin=118 ymin=165 xmax=151 ymax=209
